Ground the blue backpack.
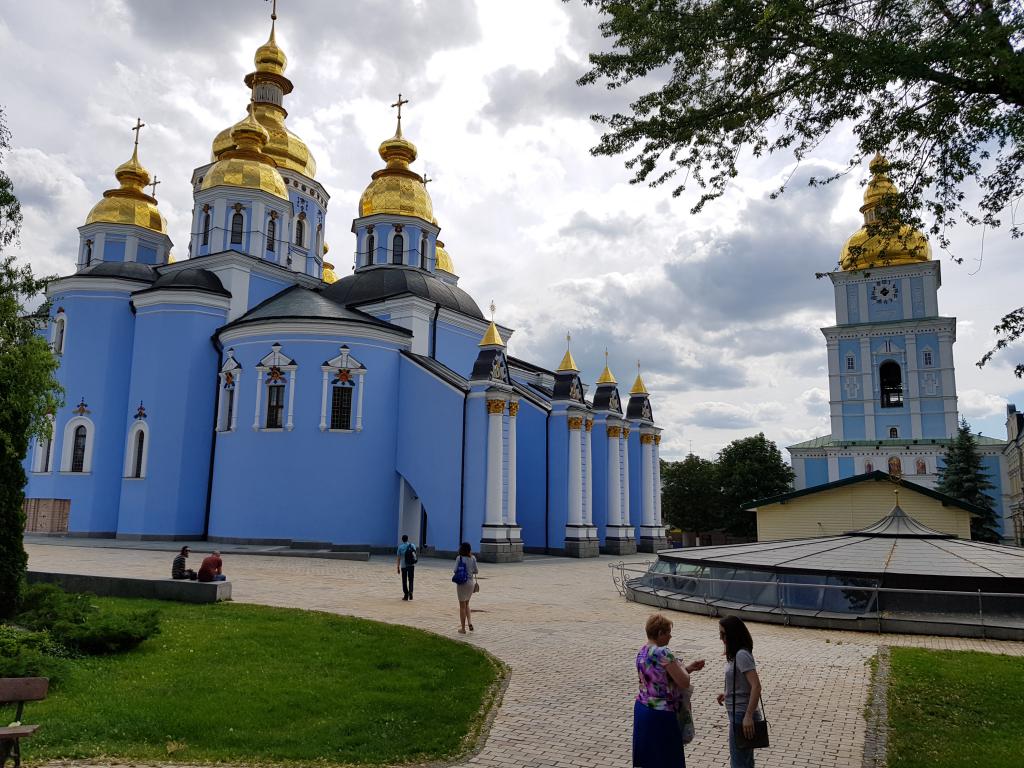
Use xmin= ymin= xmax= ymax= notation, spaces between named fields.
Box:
xmin=452 ymin=556 xmax=469 ymax=585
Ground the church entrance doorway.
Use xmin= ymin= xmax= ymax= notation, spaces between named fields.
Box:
xmin=397 ymin=475 xmax=423 ymax=548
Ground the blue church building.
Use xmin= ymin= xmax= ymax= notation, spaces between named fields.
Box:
xmin=22 ymin=14 xmax=669 ymax=560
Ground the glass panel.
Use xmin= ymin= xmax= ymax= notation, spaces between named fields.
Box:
xmin=823 ymin=575 xmax=879 ymax=613
xmin=780 ymin=573 xmax=825 ymax=611
xmin=726 ymin=569 xmax=778 ymax=605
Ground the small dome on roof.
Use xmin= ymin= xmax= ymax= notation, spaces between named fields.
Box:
xmin=78 ymin=261 xmax=157 ymax=282
xmin=151 ymin=268 xmax=229 ymax=295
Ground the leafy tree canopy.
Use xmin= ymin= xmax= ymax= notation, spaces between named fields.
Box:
xmin=717 ymin=433 xmax=795 ymax=537
xmin=577 ymin=0 xmax=1024 ymax=370
xmin=936 ymin=417 xmax=1001 ymax=542
xmin=661 ymin=453 xmax=724 ymax=534
xmin=0 ymin=105 xmax=63 ymax=617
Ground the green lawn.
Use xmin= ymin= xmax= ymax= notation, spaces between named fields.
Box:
xmin=888 ymin=647 xmax=1024 ymax=768
xmin=17 ymin=598 xmax=502 ymax=766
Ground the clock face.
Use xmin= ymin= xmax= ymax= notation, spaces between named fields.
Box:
xmin=871 ymin=279 xmax=899 ymax=305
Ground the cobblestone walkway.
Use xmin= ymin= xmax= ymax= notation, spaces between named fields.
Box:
xmin=26 ymin=544 xmax=1024 ymax=768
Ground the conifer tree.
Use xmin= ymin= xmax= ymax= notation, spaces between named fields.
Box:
xmin=936 ymin=417 xmax=1001 ymax=543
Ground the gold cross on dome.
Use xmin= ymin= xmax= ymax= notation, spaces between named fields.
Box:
xmin=131 ymin=117 xmax=145 ymax=148
xmin=489 ymin=300 xmax=496 ymax=322
xmin=148 ymin=175 xmax=161 ymax=198
xmin=422 ymin=167 xmax=433 ymax=187
xmin=391 ymin=93 xmax=409 ymax=121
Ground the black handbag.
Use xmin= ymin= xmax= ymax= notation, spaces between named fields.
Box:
xmin=732 ymin=656 xmax=770 ymax=749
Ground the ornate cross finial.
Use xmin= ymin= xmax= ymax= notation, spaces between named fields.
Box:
xmin=604 ymin=347 xmax=609 ymax=364
xmin=131 ymin=117 xmax=145 ymax=149
xmin=391 ymin=93 xmax=410 ymax=121
xmin=566 ymin=332 xmax=572 ymax=350
xmin=489 ymin=300 xmax=496 ymax=322
xmin=637 ymin=359 xmax=642 ymax=375
xmin=422 ymin=166 xmax=433 ymax=187
xmin=148 ymin=175 xmax=161 ymax=198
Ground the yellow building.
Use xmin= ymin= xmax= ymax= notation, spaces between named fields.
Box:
xmin=746 ymin=471 xmax=979 ymax=541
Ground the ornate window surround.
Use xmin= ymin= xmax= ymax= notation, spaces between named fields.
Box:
xmin=253 ymin=343 xmax=297 ymax=431
xmin=60 ymin=415 xmax=95 ymax=474
xmin=32 ymin=415 xmax=56 ymax=474
xmin=123 ymin=419 xmax=150 ymax=479
xmin=217 ymin=349 xmax=242 ymax=432
xmin=319 ymin=345 xmax=366 ymax=432
xmin=51 ymin=309 xmax=67 ymax=356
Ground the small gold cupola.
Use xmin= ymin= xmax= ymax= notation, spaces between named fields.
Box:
xmin=358 ymin=94 xmax=434 ymax=222
xmin=630 ymin=361 xmax=649 ymax=395
xmin=201 ymin=94 xmax=289 ymax=200
xmin=557 ymin=333 xmax=579 ymax=373
xmin=479 ymin=300 xmax=504 ymax=348
xmin=840 ymin=152 xmax=931 ymax=271
xmin=85 ymin=118 xmax=167 ymax=234
xmin=596 ymin=349 xmax=617 ymax=384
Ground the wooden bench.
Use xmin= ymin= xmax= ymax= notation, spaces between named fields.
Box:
xmin=0 ymin=677 xmax=48 ymax=768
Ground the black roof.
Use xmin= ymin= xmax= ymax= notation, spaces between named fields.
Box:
xmin=76 ymin=261 xmax=156 ymax=282
xmin=402 ymin=352 xmax=470 ymax=392
xmin=743 ymin=471 xmax=986 ymax=516
xmin=220 ymin=285 xmax=411 ymax=334
xmin=141 ymin=267 xmax=229 ymax=296
xmin=324 ymin=267 xmax=483 ymax=319
xmin=507 ymin=356 xmax=555 ymax=376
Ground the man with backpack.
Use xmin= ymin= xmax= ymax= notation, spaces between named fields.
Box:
xmin=396 ymin=534 xmax=417 ymax=600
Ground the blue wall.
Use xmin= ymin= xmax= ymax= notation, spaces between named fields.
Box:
xmin=396 ymin=357 xmax=464 ymax=551
xmin=103 ymin=239 xmax=126 ymax=262
xmin=117 ymin=298 xmax=226 ymax=537
xmin=546 ymin=410 xmax=570 ymax=550
xmin=435 ymin=321 xmax=484 ymax=378
xmin=248 ymin=273 xmax=292 ymax=310
xmin=804 ymin=457 xmax=829 ymax=487
xmin=516 ymin=399 xmax=548 ymax=549
xmin=838 ymin=456 xmax=855 ymax=479
xmin=461 ymin=395 xmax=489 ymax=548
xmin=590 ymin=416 xmax=611 ymax=543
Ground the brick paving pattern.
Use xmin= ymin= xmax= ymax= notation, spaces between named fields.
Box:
xmin=26 ymin=544 xmax=1024 ymax=768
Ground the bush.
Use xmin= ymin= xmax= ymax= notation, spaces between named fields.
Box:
xmin=16 ymin=584 xmax=160 ymax=655
xmin=0 ymin=625 xmax=69 ymax=682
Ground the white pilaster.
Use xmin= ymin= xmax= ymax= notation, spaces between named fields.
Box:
xmin=568 ymin=416 xmax=584 ymax=525
xmin=583 ymin=418 xmax=594 ymax=526
xmin=654 ymin=435 xmax=663 ymax=526
xmin=252 ymin=370 xmax=264 ymax=430
xmin=319 ymin=370 xmax=329 ymax=431
xmin=356 ymin=372 xmax=365 ymax=432
xmin=125 ymin=235 xmax=139 ymax=263
xmin=507 ymin=401 xmax=518 ymax=525
xmin=286 ymin=369 xmax=296 ymax=431
xmin=621 ymin=427 xmax=631 ymax=524
xmin=230 ymin=373 xmax=240 ymax=432
xmin=641 ymin=435 xmax=655 ymax=527
xmin=485 ymin=399 xmax=505 ymax=526
xmin=607 ymin=424 xmax=622 ymax=527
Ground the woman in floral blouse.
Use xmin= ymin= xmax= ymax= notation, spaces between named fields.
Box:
xmin=633 ymin=613 xmax=705 ymax=767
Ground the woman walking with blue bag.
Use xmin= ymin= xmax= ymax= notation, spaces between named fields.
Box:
xmin=452 ymin=541 xmax=478 ymax=634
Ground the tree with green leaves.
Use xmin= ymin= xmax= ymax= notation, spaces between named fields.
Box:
xmin=936 ymin=417 xmax=1001 ymax=542
xmin=717 ymin=433 xmax=795 ymax=538
xmin=661 ymin=454 xmax=724 ymax=539
xmin=576 ymin=0 xmax=1024 ymax=371
xmin=0 ymin=105 xmax=63 ymax=617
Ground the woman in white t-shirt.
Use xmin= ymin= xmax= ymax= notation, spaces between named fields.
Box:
xmin=716 ymin=616 xmax=763 ymax=768
xmin=452 ymin=541 xmax=479 ymax=634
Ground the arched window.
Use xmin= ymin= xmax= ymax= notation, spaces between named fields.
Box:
xmin=266 ymin=217 xmax=276 ymax=253
xmin=888 ymin=456 xmax=902 ymax=476
xmin=916 ymin=459 xmax=927 ymax=475
xmin=84 ymin=240 xmax=93 ymax=266
xmin=879 ymin=361 xmax=903 ymax=408
xmin=420 ymin=236 xmax=428 ymax=269
xmin=225 ymin=378 xmax=235 ymax=428
xmin=71 ymin=426 xmax=87 ymax=473
xmin=52 ymin=316 xmax=66 ymax=356
xmin=132 ymin=430 xmax=145 ymax=478
xmin=330 ymin=385 xmax=353 ymax=430
xmin=889 ymin=427 xmax=898 ymax=439
xmin=34 ymin=417 xmax=55 ymax=474
xmin=295 ymin=217 xmax=305 ymax=247
xmin=366 ymin=233 xmax=375 ymax=266
xmin=230 ymin=212 xmax=244 ymax=245
xmin=922 ymin=349 xmax=933 ymax=367
xmin=864 ymin=461 xmax=874 ymax=473
xmin=202 ymin=212 xmax=211 ymax=246
xmin=845 ymin=354 xmax=855 ymax=371
xmin=255 ymin=344 xmax=296 ymax=432
xmin=392 ymin=233 xmax=404 ymax=265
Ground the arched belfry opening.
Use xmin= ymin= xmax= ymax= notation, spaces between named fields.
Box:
xmin=879 ymin=360 xmax=903 ymax=408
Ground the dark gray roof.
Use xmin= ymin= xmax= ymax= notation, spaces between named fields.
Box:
xmin=141 ymin=267 xmax=229 ymax=296
xmin=511 ymin=380 xmax=551 ymax=411
xmin=220 ymin=285 xmax=411 ymax=334
xmin=324 ymin=267 xmax=483 ymax=318
xmin=401 ymin=352 xmax=469 ymax=392
xmin=76 ymin=261 xmax=156 ymax=282
xmin=508 ymin=356 xmax=555 ymax=376
xmin=660 ymin=505 xmax=1024 ymax=579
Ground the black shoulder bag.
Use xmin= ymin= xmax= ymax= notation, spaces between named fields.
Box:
xmin=732 ymin=656 xmax=770 ymax=749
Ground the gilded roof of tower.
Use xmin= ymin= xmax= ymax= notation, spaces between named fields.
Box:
xmin=85 ymin=145 xmax=167 ymax=234
xmin=358 ymin=121 xmax=433 ymax=222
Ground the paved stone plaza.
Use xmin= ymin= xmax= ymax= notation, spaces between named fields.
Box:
xmin=25 ymin=543 xmax=1024 ymax=768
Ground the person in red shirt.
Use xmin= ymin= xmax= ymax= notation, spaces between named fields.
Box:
xmin=197 ymin=551 xmax=226 ymax=582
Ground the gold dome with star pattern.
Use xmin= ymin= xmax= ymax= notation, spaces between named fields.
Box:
xmin=201 ymin=105 xmax=289 ymax=200
xmin=85 ymin=144 xmax=167 ymax=234
xmin=358 ymin=121 xmax=433 ymax=222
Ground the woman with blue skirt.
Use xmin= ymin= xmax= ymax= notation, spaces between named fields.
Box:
xmin=633 ymin=613 xmax=706 ymax=767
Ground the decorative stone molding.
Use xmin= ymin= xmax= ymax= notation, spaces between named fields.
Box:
xmin=623 ymin=427 xmax=631 ymax=438
xmin=640 ymin=434 xmax=655 ymax=444
xmin=567 ymin=416 xmax=583 ymax=430
xmin=585 ymin=418 xmax=593 ymax=432
xmin=508 ymin=401 xmax=519 ymax=417
xmin=607 ymin=426 xmax=622 ymax=438
xmin=654 ymin=435 xmax=662 ymax=445
xmin=486 ymin=399 xmax=506 ymax=415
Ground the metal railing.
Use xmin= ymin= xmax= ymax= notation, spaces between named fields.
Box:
xmin=609 ymin=561 xmax=1024 ymax=638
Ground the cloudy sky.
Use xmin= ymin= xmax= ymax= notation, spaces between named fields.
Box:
xmin=3 ymin=0 xmax=1022 ymax=461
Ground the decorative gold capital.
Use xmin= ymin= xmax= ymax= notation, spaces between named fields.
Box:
xmin=585 ymin=418 xmax=594 ymax=432
xmin=640 ymin=434 xmax=654 ymax=445
xmin=623 ymin=427 xmax=631 ymax=438
xmin=568 ymin=416 xmax=583 ymax=430
xmin=508 ymin=401 xmax=519 ymax=417
xmin=486 ymin=399 xmax=506 ymax=414
xmin=607 ymin=426 xmax=622 ymax=438
xmin=654 ymin=435 xmax=662 ymax=445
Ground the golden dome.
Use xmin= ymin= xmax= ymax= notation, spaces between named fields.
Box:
xmin=202 ymin=107 xmax=289 ymax=200
xmin=322 ymin=261 xmax=338 ymax=284
xmin=840 ymin=153 xmax=931 ymax=271
xmin=596 ymin=351 xmax=616 ymax=384
xmin=323 ymin=241 xmax=330 ymax=255
xmin=358 ymin=122 xmax=433 ymax=222
xmin=85 ymin=145 xmax=166 ymax=234
xmin=255 ymin=20 xmax=287 ymax=76
xmin=479 ymin=321 xmax=504 ymax=348
xmin=630 ymin=373 xmax=648 ymax=395
xmin=435 ymin=240 xmax=455 ymax=274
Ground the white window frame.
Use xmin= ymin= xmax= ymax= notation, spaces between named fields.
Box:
xmin=217 ymin=351 xmax=242 ymax=432
xmin=32 ymin=415 xmax=56 ymax=474
xmin=60 ymin=415 xmax=95 ymax=474
xmin=921 ymin=346 xmax=934 ymax=367
xmin=387 ymin=227 xmax=406 ymax=266
xmin=319 ymin=345 xmax=366 ymax=433
xmin=845 ymin=353 xmax=855 ymax=371
xmin=253 ymin=343 xmax=297 ymax=431
xmin=51 ymin=311 xmax=67 ymax=356
xmin=123 ymin=420 xmax=150 ymax=479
